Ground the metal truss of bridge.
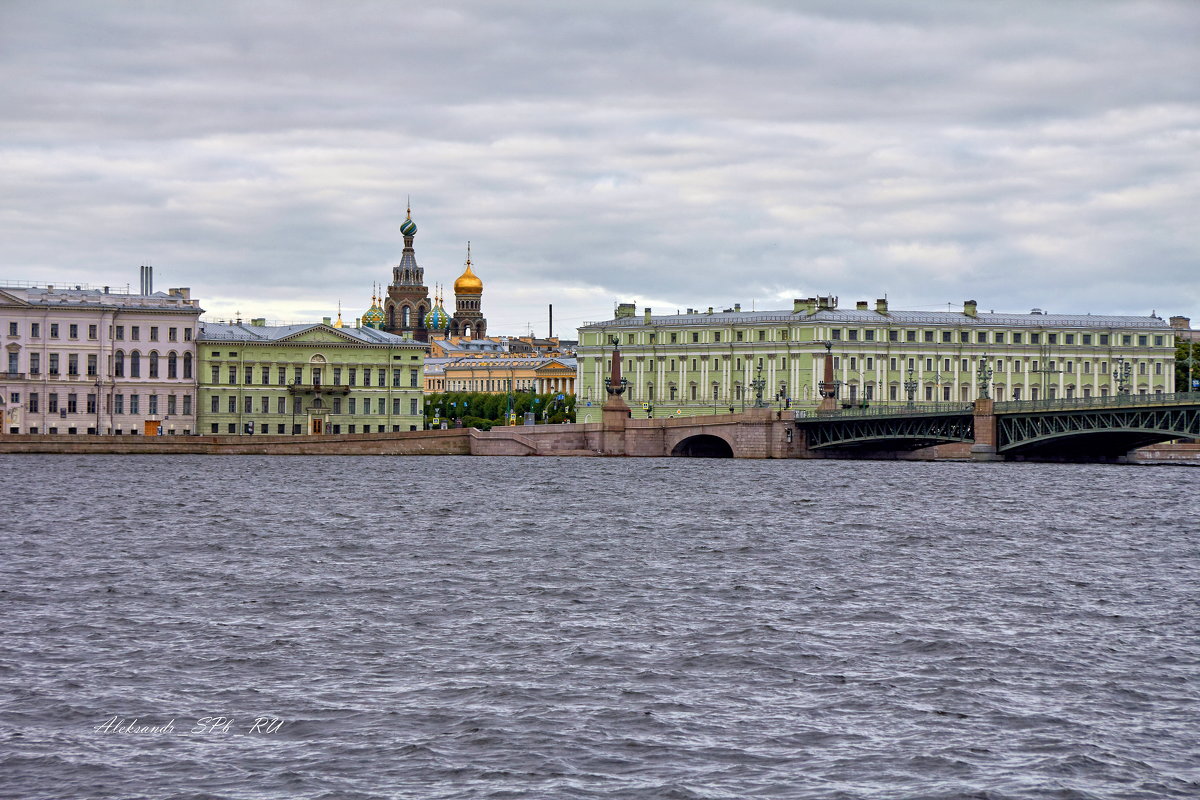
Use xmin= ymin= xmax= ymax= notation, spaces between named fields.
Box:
xmin=796 ymin=393 xmax=1200 ymax=460
xmin=996 ymin=399 xmax=1200 ymax=458
xmin=799 ymin=405 xmax=974 ymax=451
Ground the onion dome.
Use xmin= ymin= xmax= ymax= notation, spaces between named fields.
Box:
xmin=425 ymin=286 xmax=450 ymax=331
xmin=400 ymin=203 xmax=417 ymax=237
xmin=362 ymin=285 xmax=385 ymax=329
xmin=454 ymin=241 xmax=483 ymax=295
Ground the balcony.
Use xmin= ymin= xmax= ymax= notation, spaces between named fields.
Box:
xmin=286 ymin=382 xmax=351 ymax=395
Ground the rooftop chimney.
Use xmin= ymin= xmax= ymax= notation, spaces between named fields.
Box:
xmin=323 ymin=316 xmax=332 ymax=325
xmin=734 ymin=303 xmax=741 ymax=312
xmin=615 ymin=302 xmax=636 ymax=319
xmin=875 ymin=298 xmax=888 ymax=314
xmin=251 ymin=318 xmax=266 ymax=327
xmin=856 ymin=301 xmax=868 ymax=310
xmin=964 ymin=300 xmax=978 ymax=317
xmin=644 ymin=307 xmax=652 ymax=324
xmin=1170 ymin=315 xmax=1191 ymax=329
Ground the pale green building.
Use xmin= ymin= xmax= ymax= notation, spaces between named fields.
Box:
xmin=197 ymin=320 xmax=425 ymax=435
xmin=576 ymin=297 xmax=1176 ymax=423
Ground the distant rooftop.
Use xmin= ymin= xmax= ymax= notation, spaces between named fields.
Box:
xmin=583 ymin=304 xmax=1171 ymax=330
xmin=198 ymin=321 xmax=421 ymax=346
xmin=0 ymin=284 xmax=202 ymax=311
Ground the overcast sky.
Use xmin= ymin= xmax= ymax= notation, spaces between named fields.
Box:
xmin=2 ymin=0 xmax=1198 ymax=335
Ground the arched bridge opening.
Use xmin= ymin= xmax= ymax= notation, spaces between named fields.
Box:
xmin=671 ymin=434 xmax=734 ymax=458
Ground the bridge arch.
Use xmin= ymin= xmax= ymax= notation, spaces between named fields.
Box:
xmin=1001 ymin=426 xmax=1193 ymax=458
xmin=998 ymin=405 xmax=1200 ymax=458
xmin=670 ymin=434 xmax=734 ymax=458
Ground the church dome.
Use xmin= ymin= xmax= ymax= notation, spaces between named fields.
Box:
xmin=425 ymin=304 xmax=449 ymax=331
xmin=425 ymin=291 xmax=450 ymax=331
xmin=400 ymin=204 xmax=417 ymax=237
xmin=362 ymin=288 xmax=385 ymax=329
xmin=454 ymin=262 xmax=483 ymax=295
xmin=454 ymin=242 xmax=483 ymax=294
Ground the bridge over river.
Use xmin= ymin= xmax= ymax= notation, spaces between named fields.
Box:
xmin=2 ymin=394 xmax=1196 ymax=462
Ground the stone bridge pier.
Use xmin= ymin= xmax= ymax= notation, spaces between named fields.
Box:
xmin=616 ymin=408 xmax=799 ymax=458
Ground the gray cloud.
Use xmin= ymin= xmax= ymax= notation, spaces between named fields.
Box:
xmin=1 ymin=0 xmax=1197 ymax=331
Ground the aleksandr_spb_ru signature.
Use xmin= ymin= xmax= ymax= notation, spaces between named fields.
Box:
xmin=94 ymin=716 xmax=284 ymax=734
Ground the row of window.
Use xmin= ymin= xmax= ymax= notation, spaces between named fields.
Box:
xmin=4 ymin=321 xmax=193 ymax=342
xmin=614 ymin=329 xmax=1169 ymax=347
xmin=20 ymin=392 xmax=192 ymax=416
xmin=207 ymin=395 xmax=421 ymax=416
xmin=602 ymin=381 xmax=1163 ymax=404
xmin=210 ymin=423 xmax=417 ymax=435
xmin=831 ymin=356 xmax=1167 ymax=377
xmin=205 ymin=364 xmax=420 ymax=388
xmin=17 ymin=427 xmax=193 ymax=435
xmin=11 ymin=350 xmax=194 ymax=379
xmin=604 ymin=354 xmax=1167 ymax=375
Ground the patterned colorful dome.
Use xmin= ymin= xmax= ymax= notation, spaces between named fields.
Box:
xmin=362 ymin=286 xmax=385 ymax=329
xmin=400 ymin=204 xmax=417 ymax=238
xmin=425 ymin=287 xmax=450 ymax=331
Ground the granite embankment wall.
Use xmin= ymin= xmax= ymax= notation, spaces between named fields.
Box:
xmin=0 ymin=426 xmax=1195 ymax=462
xmin=0 ymin=429 xmax=473 ymax=455
xmin=1129 ymin=442 xmax=1200 ymax=465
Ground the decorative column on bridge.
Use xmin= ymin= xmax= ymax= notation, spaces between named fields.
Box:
xmin=601 ymin=335 xmax=630 ymax=455
xmin=970 ymin=354 xmax=1003 ymax=461
xmin=817 ymin=341 xmax=839 ymax=412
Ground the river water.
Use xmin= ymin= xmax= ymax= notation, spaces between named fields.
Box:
xmin=1 ymin=455 xmax=1198 ymax=799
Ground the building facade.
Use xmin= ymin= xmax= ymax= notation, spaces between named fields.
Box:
xmin=197 ymin=320 xmax=425 ymax=435
xmin=575 ymin=298 xmax=1176 ymax=423
xmin=432 ymin=356 xmax=577 ymax=396
xmin=1 ymin=282 xmax=202 ymax=435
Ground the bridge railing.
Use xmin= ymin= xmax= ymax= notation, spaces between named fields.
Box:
xmin=994 ymin=391 xmax=1199 ymax=414
xmin=796 ymin=402 xmax=974 ymax=420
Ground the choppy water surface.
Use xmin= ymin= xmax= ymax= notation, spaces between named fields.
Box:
xmin=2 ymin=455 xmax=1198 ymax=799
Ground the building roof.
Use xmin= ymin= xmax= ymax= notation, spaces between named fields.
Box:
xmin=198 ymin=321 xmax=421 ymax=346
xmin=0 ymin=285 xmax=202 ymax=313
xmin=582 ymin=307 xmax=1172 ymax=330
xmin=442 ymin=356 xmax=577 ymax=372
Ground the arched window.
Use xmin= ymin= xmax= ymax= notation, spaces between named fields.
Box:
xmin=130 ymin=350 xmax=141 ymax=378
xmin=183 ymin=352 xmax=192 ymax=379
xmin=114 ymin=350 xmax=125 ymax=377
xmin=401 ymin=307 xmax=410 ymax=328
xmin=149 ymin=351 xmax=159 ymax=378
xmin=387 ymin=305 xmax=395 ymax=328
xmin=167 ymin=351 xmax=178 ymax=379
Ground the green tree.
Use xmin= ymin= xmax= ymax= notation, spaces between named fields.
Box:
xmin=1176 ymin=340 xmax=1200 ymax=392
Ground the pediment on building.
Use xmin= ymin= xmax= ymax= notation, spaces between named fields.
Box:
xmin=275 ymin=325 xmax=366 ymax=344
xmin=0 ymin=289 xmax=32 ymax=307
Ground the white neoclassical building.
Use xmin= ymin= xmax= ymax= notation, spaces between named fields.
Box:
xmin=1 ymin=276 xmax=203 ymax=435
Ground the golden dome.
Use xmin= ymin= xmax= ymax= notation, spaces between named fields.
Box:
xmin=454 ymin=242 xmax=483 ymax=294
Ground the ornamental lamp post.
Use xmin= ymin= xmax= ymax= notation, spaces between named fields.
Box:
xmin=752 ymin=364 xmax=768 ymax=408
xmin=1115 ymin=357 xmax=1131 ymax=395
xmin=977 ymin=353 xmax=993 ymax=400
xmin=904 ymin=367 xmax=918 ymax=406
